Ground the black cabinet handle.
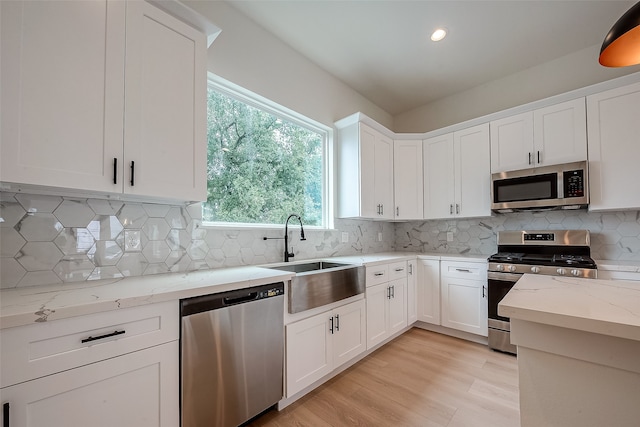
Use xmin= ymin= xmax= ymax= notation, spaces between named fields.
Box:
xmin=528 ymin=152 xmax=532 ymax=165
xmin=335 ymin=314 xmax=340 ymax=332
xmin=113 ymin=158 xmax=117 ymax=185
xmin=3 ymin=402 xmax=9 ymax=427
xmin=130 ymin=161 xmax=135 ymax=186
xmin=537 ymin=150 xmax=541 ymax=164
xmin=81 ymin=330 xmax=125 ymax=344
xmin=329 ymin=316 xmax=334 ymax=334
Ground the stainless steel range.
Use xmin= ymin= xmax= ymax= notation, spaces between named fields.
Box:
xmin=487 ymin=230 xmax=597 ymax=354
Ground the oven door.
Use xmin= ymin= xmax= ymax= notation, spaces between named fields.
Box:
xmin=487 ymin=271 xmax=522 ymax=331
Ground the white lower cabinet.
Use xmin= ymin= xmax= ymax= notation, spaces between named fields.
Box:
xmin=406 ymin=259 xmax=418 ymax=324
xmin=366 ymin=277 xmax=407 ymax=349
xmin=417 ymin=258 xmax=441 ymax=325
xmin=0 ymin=342 xmax=178 ymax=427
xmin=440 ymin=260 xmax=488 ymax=336
xmin=286 ymin=299 xmax=366 ymax=397
xmin=0 ymin=301 xmax=180 ymax=426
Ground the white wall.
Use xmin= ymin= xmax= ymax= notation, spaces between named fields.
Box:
xmin=394 ymin=44 xmax=640 ymax=133
xmin=185 ymin=0 xmax=393 ymax=129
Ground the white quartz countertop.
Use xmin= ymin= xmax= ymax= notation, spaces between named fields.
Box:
xmin=0 ymin=266 xmax=294 ymax=329
xmin=0 ymin=251 xmax=487 ymax=329
xmin=596 ymin=259 xmax=640 ymax=273
xmin=499 ymin=274 xmax=640 ymax=342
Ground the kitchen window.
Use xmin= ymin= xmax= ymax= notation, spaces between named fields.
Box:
xmin=203 ymin=77 xmax=331 ymax=228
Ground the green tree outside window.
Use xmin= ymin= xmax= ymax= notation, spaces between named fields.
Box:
xmin=204 ymin=88 xmax=324 ymax=226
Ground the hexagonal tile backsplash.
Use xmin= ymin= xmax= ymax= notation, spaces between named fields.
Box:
xmin=2 ymin=191 xmax=640 ymax=289
xmin=0 ymin=192 xmax=394 ymax=288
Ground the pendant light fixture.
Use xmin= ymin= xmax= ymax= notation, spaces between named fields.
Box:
xmin=599 ymin=1 xmax=640 ymax=67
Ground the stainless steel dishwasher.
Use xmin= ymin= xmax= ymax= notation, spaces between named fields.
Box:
xmin=180 ymin=282 xmax=285 ymax=427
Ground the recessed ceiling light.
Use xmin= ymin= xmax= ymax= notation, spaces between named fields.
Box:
xmin=431 ymin=28 xmax=447 ymax=42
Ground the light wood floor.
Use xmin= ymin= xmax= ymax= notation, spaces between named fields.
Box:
xmin=251 ymin=328 xmax=520 ymax=427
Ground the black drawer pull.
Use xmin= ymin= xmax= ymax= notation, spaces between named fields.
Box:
xmin=81 ymin=330 xmax=125 ymax=343
xmin=113 ymin=157 xmax=117 ymax=185
xmin=130 ymin=161 xmax=135 ymax=186
xmin=3 ymin=402 xmax=9 ymax=427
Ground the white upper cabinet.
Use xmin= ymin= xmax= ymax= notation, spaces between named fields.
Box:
xmin=587 ymin=82 xmax=640 ymax=211
xmin=338 ymin=122 xmax=394 ymax=219
xmin=393 ymin=140 xmax=423 ymax=220
xmin=533 ymin=98 xmax=587 ymax=167
xmin=423 ymin=123 xmax=491 ymax=220
xmin=490 ymin=98 xmax=587 ymax=173
xmin=1 ymin=0 xmax=210 ymax=202
xmin=423 ymin=133 xmax=455 ymax=219
xmin=1 ymin=0 xmax=126 ymax=193
xmin=123 ymin=1 xmax=207 ymax=201
xmin=490 ymin=112 xmax=534 ymax=173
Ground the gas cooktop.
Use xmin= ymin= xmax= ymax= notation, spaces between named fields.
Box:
xmin=488 ymin=230 xmax=597 ymax=278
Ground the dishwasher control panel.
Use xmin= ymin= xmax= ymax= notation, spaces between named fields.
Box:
xmin=261 ymin=287 xmax=284 ymax=298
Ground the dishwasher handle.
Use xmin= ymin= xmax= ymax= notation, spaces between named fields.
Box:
xmin=224 ymin=292 xmax=258 ymax=305
xmin=180 ymin=282 xmax=285 ymax=317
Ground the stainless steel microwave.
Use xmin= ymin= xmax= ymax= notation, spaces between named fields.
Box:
xmin=491 ymin=161 xmax=588 ymax=212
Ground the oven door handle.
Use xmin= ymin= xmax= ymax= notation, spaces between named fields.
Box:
xmin=488 ymin=271 xmax=523 ymax=282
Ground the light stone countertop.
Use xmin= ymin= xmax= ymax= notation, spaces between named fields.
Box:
xmin=498 ymin=274 xmax=640 ymax=342
xmin=0 ymin=251 xmax=516 ymax=330
xmin=595 ymin=259 xmax=640 ymax=273
xmin=0 ymin=266 xmax=294 ymax=329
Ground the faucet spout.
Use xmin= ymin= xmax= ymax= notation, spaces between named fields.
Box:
xmin=284 ymin=214 xmax=306 ymax=262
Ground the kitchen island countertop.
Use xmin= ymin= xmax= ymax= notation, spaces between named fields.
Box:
xmin=498 ymin=273 xmax=640 ymax=342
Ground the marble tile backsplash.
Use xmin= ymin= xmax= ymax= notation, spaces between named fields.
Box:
xmin=0 ymin=192 xmax=395 ymax=288
xmin=2 ymin=191 xmax=640 ymax=289
xmin=395 ymin=209 xmax=640 ymax=261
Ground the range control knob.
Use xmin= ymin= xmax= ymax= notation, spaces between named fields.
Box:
xmin=530 ymin=266 xmax=540 ymax=273
xmin=496 ymin=264 xmax=504 ymax=272
xmin=508 ymin=265 xmax=517 ymax=273
xmin=556 ymin=268 xmax=566 ymax=275
xmin=571 ymin=269 xmax=580 ymax=277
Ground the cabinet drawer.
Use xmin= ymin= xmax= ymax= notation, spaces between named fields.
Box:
xmin=0 ymin=301 xmax=179 ymax=388
xmin=387 ymin=261 xmax=408 ymax=281
xmin=366 ymin=265 xmax=389 ymax=287
xmin=441 ymin=261 xmax=487 ymax=280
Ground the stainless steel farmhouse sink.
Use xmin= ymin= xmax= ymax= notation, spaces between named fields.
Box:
xmin=266 ymin=261 xmax=365 ymax=313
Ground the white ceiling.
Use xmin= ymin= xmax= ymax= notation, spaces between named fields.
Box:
xmin=225 ymin=0 xmax=637 ymax=116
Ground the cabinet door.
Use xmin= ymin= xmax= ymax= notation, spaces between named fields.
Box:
xmin=0 ymin=0 xmax=125 ymax=192
xmin=359 ymin=124 xmax=378 ymax=218
xmin=394 ymin=140 xmax=423 ymax=220
xmin=423 ymin=133 xmax=455 ymax=219
xmin=365 ymin=283 xmax=389 ymax=349
xmin=375 ymin=133 xmax=395 ymax=219
xmin=0 ymin=341 xmax=179 ymax=427
xmin=441 ymin=276 xmax=488 ymax=336
xmin=332 ymin=300 xmax=366 ymax=369
xmin=286 ymin=311 xmax=332 ymax=397
xmin=533 ymin=98 xmax=587 ymax=166
xmin=417 ymin=259 xmax=440 ymax=325
xmin=123 ymin=1 xmax=207 ymax=201
xmin=490 ymin=112 xmax=534 ymax=172
xmin=454 ymin=123 xmax=491 ymax=219
xmin=387 ymin=278 xmax=407 ymax=335
xmin=406 ymin=260 xmax=418 ymax=325
xmin=587 ymin=82 xmax=640 ymax=211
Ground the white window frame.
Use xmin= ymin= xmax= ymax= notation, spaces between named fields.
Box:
xmin=203 ymin=74 xmax=334 ymax=230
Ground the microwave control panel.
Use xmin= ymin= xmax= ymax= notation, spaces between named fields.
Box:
xmin=563 ymin=169 xmax=585 ymax=198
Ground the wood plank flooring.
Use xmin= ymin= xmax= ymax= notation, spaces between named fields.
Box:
xmin=251 ymin=328 xmax=520 ymax=427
